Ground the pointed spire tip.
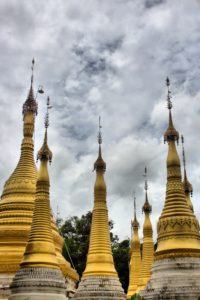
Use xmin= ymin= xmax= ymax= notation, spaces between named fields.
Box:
xmin=143 ymin=167 xmax=148 ymax=191
xmin=132 ymin=191 xmax=139 ymax=228
xmin=94 ymin=116 xmax=106 ymax=172
xmin=22 ymin=59 xmax=38 ymax=116
xmin=164 ymin=78 xmax=179 ymax=143
xmin=31 ymin=58 xmax=35 ymax=85
xmin=166 ymin=77 xmax=172 ymax=110
xmin=98 ymin=116 xmax=102 ymax=145
xmin=181 ymin=134 xmax=186 ymax=170
xmin=143 ymin=167 xmax=152 ymax=213
xmin=37 ymin=96 xmax=52 ymax=163
xmin=133 ymin=191 xmax=136 ymax=218
xmin=166 ymin=77 xmax=170 ymax=87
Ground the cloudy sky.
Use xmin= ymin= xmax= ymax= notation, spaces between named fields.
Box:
xmin=0 ymin=0 xmax=200 ymax=240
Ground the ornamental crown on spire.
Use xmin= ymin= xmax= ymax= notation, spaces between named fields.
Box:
xmin=22 ymin=59 xmax=38 ymax=116
xmin=164 ymin=77 xmax=179 ymax=144
xmin=37 ymin=96 xmax=52 ymax=163
xmin=142 ymin=167 xmax=152 ymax=213
xmin=94 ymin=116 xmax=106 ymax=172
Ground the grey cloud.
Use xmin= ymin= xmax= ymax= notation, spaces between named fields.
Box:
xmin=144 ymin=0 xmax=165 ymax=9
xmin=0 ymin=0 xmax=200 ymax=240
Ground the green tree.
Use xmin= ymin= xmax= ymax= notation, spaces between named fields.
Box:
xmin=60 ymin=211 xmax=129 ymax=291
xmin=60 ymin=211 xmax=92 ymax=276
xmin=131 ymin=294 xmax=143 ymax=300
xmin=113 ymin=239 xmax=130 ymax=293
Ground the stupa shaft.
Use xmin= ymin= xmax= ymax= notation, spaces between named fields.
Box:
xmin=74 ymin=119 xmax=125 ymax=300
xmin=83 ymin=166 xmax=117 ymax=277
xmin=138 ymin=170 xmax=154 ymax=291
xmin=127 ymin=195 xmax=141 ymax=299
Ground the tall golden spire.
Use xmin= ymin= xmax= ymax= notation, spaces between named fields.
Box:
xmin=155 ymin=78 xmax=200 ymax=260
xmin=74 ymin=117 xmax=125 ymax=300
xmin=181 ymin=135 xmax=194 ymax=212
xmin=20 ymin=97 xmax=58 ymax=268
xmin=3 ymin=59 xmax=37 ymax=192
xmin=0 ymin=61 xmax=78 ymax=295
xmin=137 ymin=167 xmax=154 ymax=291
xmin=0 ymin=61 xmax=38 ymax=276
xmin=83 ymin=116 xmax=116 ymax=276
xmin=127 ymin=193 xmax=141 ymax=299
xmin=9 ymin=98 xmax=66 ymax=299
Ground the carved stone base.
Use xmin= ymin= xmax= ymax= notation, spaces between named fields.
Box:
xmin=0 ymin=272 xmax=77 ymax=299
xmin=8 ymin=267 xmax=66 ymax=300
xmin=140 ymin=257 xmax=200 ymax=300
xmin=73 ymin=276 xmax=126 ymax=299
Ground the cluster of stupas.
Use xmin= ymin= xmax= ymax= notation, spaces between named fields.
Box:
xmin=0 ymin=60 xmax=79 ymax=299
xmin=127 ymin=168 xmax=154 ymax=299
xmin=0 ymin=62 xmax=199 ymax=300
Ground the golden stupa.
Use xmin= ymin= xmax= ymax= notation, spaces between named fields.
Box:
xmin=127 ymin=194 xmax=141 ymax=299
xmin=137 ymin=168 xmax=154 ymax=291
xmin=155 ymin=78 xmax=200 ymax=259
xmin=140 ymin=78 xmax=200 ymax=300
xmin=9 ymin=97 xmax=66 ymax=300
xmin=0 ymin=61 xmax=78 ymax=297
xmin=74 ymin=117 xmax=125 ymax=300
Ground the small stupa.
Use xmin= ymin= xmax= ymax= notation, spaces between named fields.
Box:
xmin=73 ymin=117 xmax=125 ymax=300
xmin=127 ymin=193 xmax=141 ymax=299
xmin=137 ymin=168 xmax=154 ymax=292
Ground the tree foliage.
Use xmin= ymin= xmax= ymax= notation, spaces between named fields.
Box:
xmin=60 ymin=211 xmax=92 ymax=276
xmin=59 ymin=211 xmax=130 ymax=292
xmin=131 ymin=294 xmax=143 ymax=300
xmin=113 ymin=239 xmax=130 ymax=293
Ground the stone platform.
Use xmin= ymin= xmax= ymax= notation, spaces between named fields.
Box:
xmin=8 ymin=267 xmax=67 ymax=300
xmin=140 ymin=257 xmax=200 ymax=300
xmin=73 ymin=276 xmax=126 ymax=300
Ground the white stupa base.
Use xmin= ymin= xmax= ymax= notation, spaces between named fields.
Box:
xmin=140 ymin=257 xmax=200 ymax=300
xmin=9 ymin=267 xmax=67 ymax=300
xmin=73 ymin=276 xmax=126 ymax=299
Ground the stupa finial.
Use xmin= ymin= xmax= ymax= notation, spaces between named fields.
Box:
xmin=134 ymin=191 xmax=136 ymax=219
xmin=31 ymin=58 xmax=34 ymax=86
xmin=166 ymin=77 xmax=172 ymax=110
xmin=132 ymin=191 xmax=139 ymax=228
xmin=144 ymin=166 xmax=148 ymax=192
xmin=142 ymin=167 xmax=152 ymax=213
xmin=37 ymin=97 xmax=52 ymax=164
xmin=22 ymin=59 xmax=38 ymax=116
xmin=164 ymin=77 xmax=179 ymax=144
xmin=181 ymin=135 xmax=186 ymax=172
xmin=98 ymin=116 xmax=102 ymax=145
xmin=94 ymin=116 xmax=106 ymax=172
